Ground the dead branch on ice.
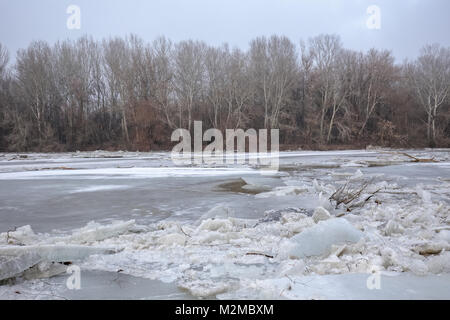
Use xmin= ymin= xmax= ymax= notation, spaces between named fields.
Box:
xmin=246 ymin=252 xmax=274 ymax=259
xmin=329 ymin=178 xmax=383 ymax=212
xmin=329 ymin=180 xmax=371 ymax=208
xmin=384 ymin=151 xmax=439 ymax=163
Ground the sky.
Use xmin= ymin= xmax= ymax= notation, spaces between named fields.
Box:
xmin=1 ymin=0 xmax=449 ymax=62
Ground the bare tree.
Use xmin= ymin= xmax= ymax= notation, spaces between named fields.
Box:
xmin=308 ymin=34 xmax=343 ymax=142
xmin=151 ymin=36 xmax=175 ymax=129
xmin=204 ymin=44 xmax=228 ymax=128
xmin=125 ymin=35 xmax=153 ymax=144
xmin=0 ymin=43 xmax=10 ymax=149
xmin=224 ymin=48 xmax=252 ymax=129
xmin=358 ymin=49 xmax=396 ymax=135
xmin=103 ymin=37 xmax=131 ymax=142
xmin=0 ymin=43 xmax=8 ymax=77
xmin=15 ymin=41 xmax=60 ymax=146
xmin=173 ymin=40 xmax=206 ymax=131
xmin=54 ymin=37 xmax=97 ymax=146
xmin=407 ymin=44 xmax=450 ymax=146
xmin=1 ymin=35 xmax=449 ymax=152
xmin=325 ymin=51 xmax=349 ymax=143
xmin=249 ymin=36 xmax=298 ymax=129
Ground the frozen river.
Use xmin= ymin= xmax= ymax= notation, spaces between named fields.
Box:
xmin=0 ymin=149 xmax=449 ymax=299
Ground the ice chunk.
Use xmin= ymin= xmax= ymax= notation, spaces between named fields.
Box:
xmin=196 ymin=218 xmax=234 ymax=232
xmin=64 ymin=220 xmax=136 ymax=244
xmin=312 ymin=207 xmax=331 ymax=223
xmin=195 ymin=231 xmax=227 ymax=244
xmin=0 ymin=245 xmax=116 ymax=262
xmin=406 ymin=260 xmax=429 ymax=276
xmin=241 ymin=177 xmax=284 ymax=192
xmin=416 ymin=186 xmax=432 ymax=204
xmin=413 ymin=241 xmax=449 ymax=255
xmin=1 ymin=221 xmax=136 ymax=247
xmin=384 ymin=220 xmax=404 ymax=236
xmin=22 ymin=261 xmax=67 ymax=280
xmin=255 ymin=186 xmax=307 ymax=198
xmin=259 ymin=207 xmax=309 ymax=225
xmin=285 ymin=219 xmax=363 ymax=258
xmin=312 ymin=179 xmax=335 ymax=195
xmin=427 ymin=252 xmax=450 ymax=274
xmin=0 ymin=225 xmax=38 ymax=246
xmin=242 ymin=177 xmax=281 ymax=186
xmin=351 ymin=169 xmax=364 ymax=180
xmin=199 ymin=205 xmax=233 ymax=221
xmin=436 ymin=230 xmax=450 ymax=242
xmin=178 ymin=279 xmax=233 ymax=298
xmin=0 ymin=252 xmax=42 ymax=281
xmin=277 ymin=260 xmax=306 ymax=276
xmin=158 ymin=233 xmax=186 ymax=246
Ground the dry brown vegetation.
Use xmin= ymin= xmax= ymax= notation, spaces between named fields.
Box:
xmin=0 ymin=35 xmax=449 ymax=152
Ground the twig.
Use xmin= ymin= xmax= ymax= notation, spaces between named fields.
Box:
xmin=363 ymin=188 xmax=382 ymax=202
xmin=246 ymin=252 xmax=274 ymax=259
xmin=179 ymin=226 xmax=191 ymax=238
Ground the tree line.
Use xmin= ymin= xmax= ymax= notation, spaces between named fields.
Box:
xmin=0 ymin=34 xmax=449 ymax=152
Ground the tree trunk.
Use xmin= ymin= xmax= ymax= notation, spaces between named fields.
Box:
xmin=327 ymin=107 xmax=337 ymax=143
xmin=427 ymin=111 xmax=431 ymax=146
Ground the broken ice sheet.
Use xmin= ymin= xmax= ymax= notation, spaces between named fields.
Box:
xmin=0 ymin=253 xmax=42 ymax=281
xmin=0 ymin=150 xmax=449 ymax=299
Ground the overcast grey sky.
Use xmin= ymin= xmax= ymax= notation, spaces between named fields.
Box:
xmin=1 ymin=0 xmax=449 ymax=61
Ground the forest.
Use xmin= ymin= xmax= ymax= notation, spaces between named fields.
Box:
xmin=0 ymin=34 xmax=449 ymax=152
